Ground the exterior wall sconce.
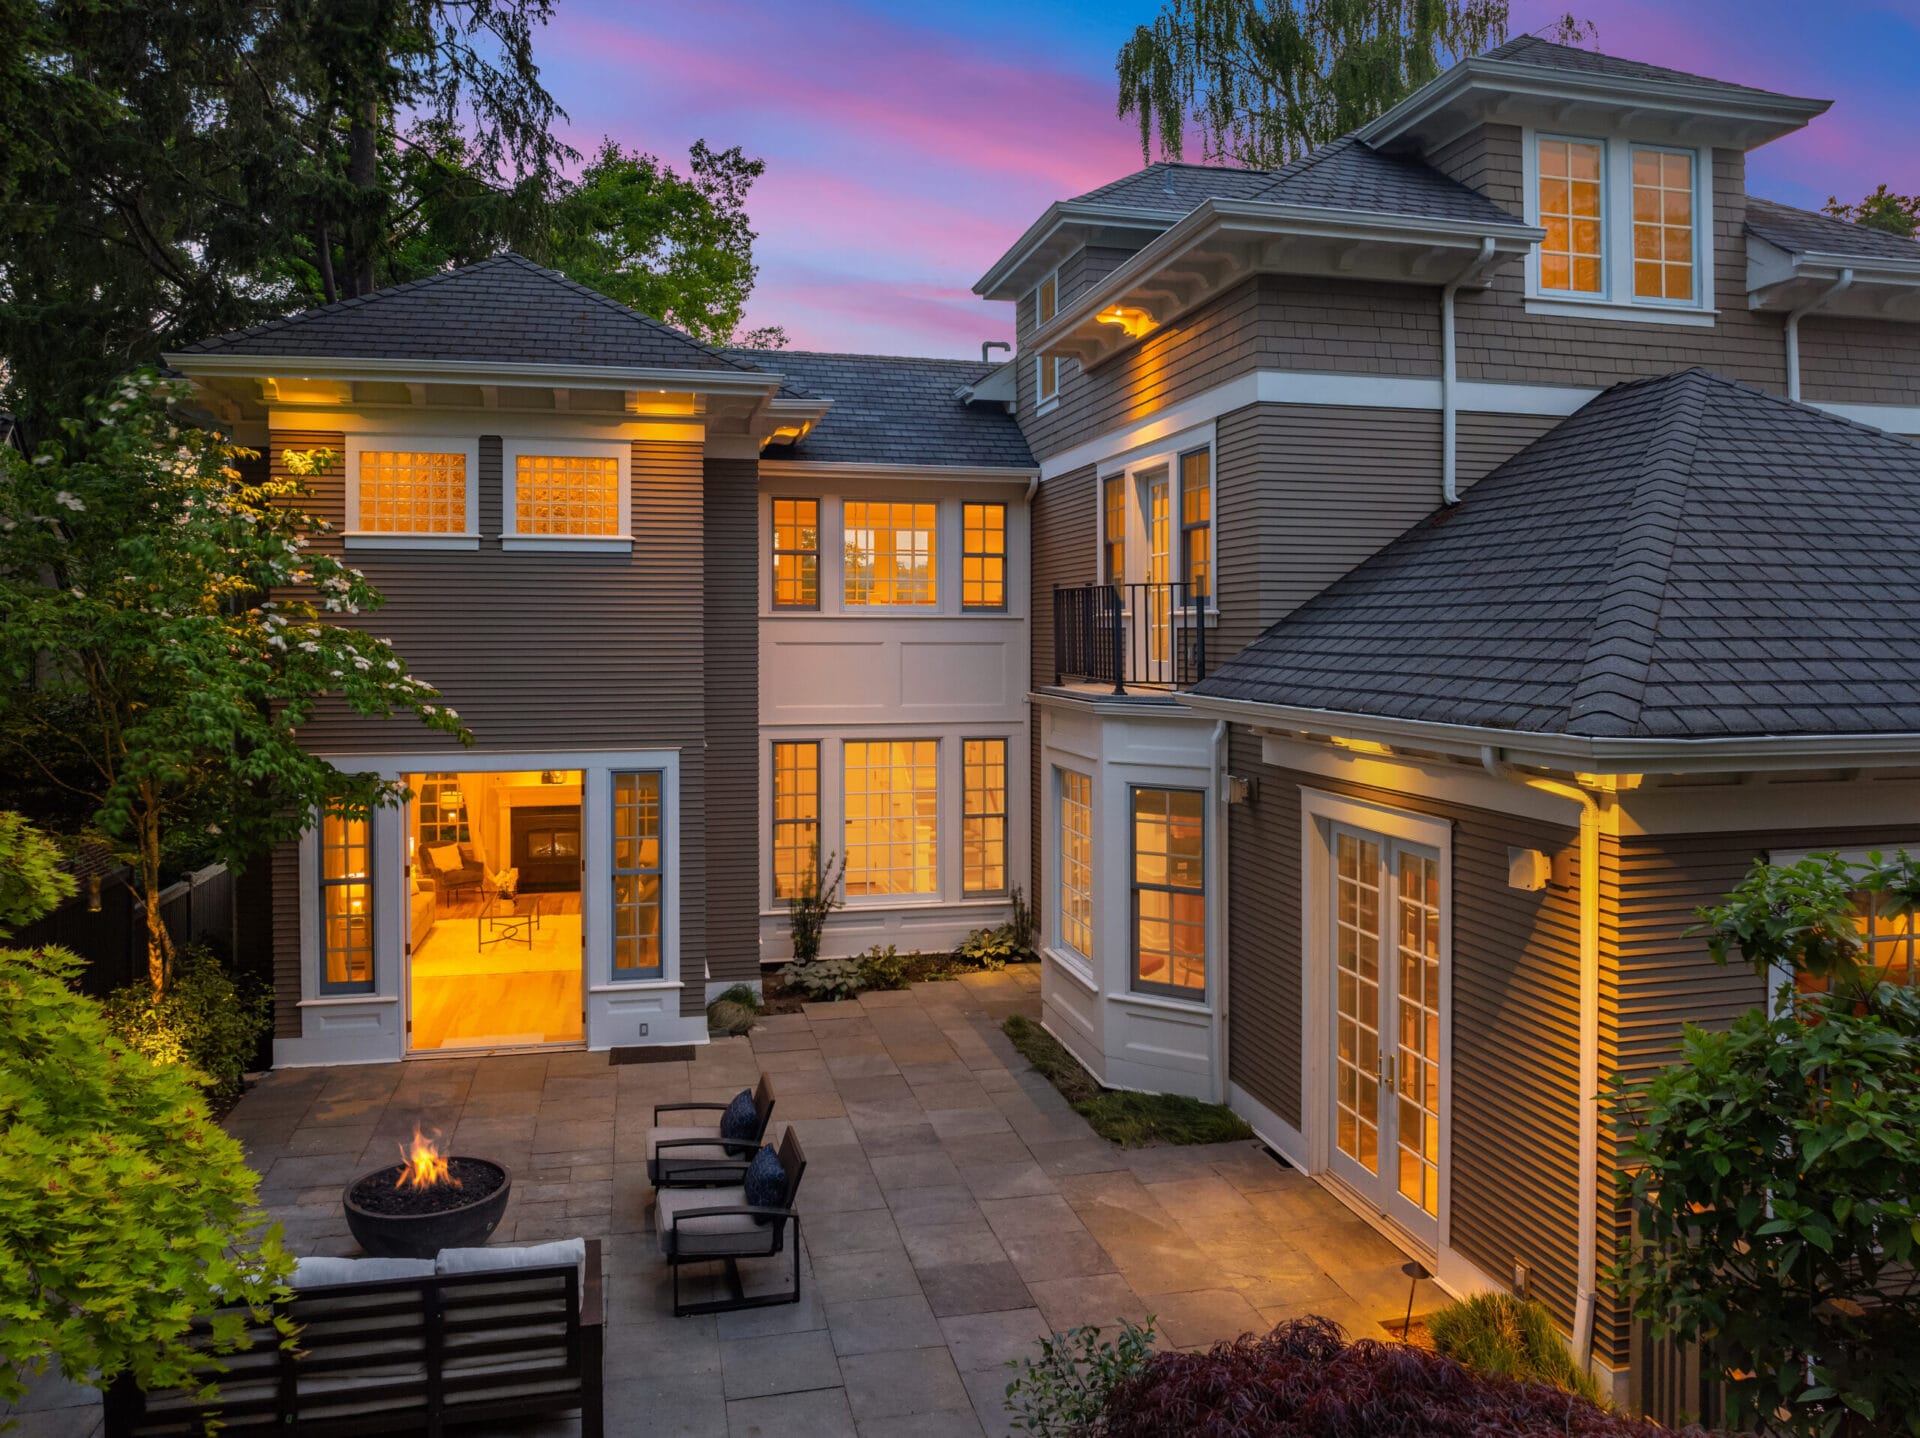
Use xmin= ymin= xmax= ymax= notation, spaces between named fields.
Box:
xmin=87 ymin=873 xmax=103 ymax=913
xmin=1225 ymin=774 xmax=1258 ymax=805
xmin=1507 ymin=847 xmax=1552 ymax=891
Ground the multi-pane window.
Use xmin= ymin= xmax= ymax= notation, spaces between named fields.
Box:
xmin=844 ymin=740 xmax=937 ymax=896
xmin=1537 ymin=138 xmax=1604 ymax=295
xmin=1035 ymin=272 xmax=1060 ymax=404
xmin=1131 ymin=787 xmax=1205 ymax=997
xmin=1058 ymin=770 xmax=1093 ymax=959
xmin=1179 ymin=449 xmax=1211 ymax=601
xmin=611 ymin=771 xmax=663 ymax=979
xmin=356 ymin=450 xmax=468 ymax=533
xmin=962 ymin=503 xmax=1007 ymax=610
xmin=515 ymin=453 xmax=622 ymax=537
xmin=771 ymin=741 xmax=820 ymax=901
xmin=1102 ymin=476 xmax=1126 ymax=586
xmin=1632 ymin=148 xmax=1695 ymax=303
xmin=414 ymin=773 xmax=470 ymax=846
xmin=319 ymin=813 xmax=373 ymax=993
xmin=772 ymin=498 xmax=820 ymax=609
xmin=844 ymin=501 xmax=936 ymax=607
xmin=962 ymin=739 xmax=1007 ymax=895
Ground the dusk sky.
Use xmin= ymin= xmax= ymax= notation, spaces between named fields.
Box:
xmin=538 ymin=1 xmax=1920 ymax=358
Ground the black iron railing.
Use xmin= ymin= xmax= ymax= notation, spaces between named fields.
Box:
xmin=1053 ymin=581 xmax=1209 ymax=694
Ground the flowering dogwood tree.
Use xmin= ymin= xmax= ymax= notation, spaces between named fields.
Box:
xmin=0 ymin=371 xmax=470 ymax=992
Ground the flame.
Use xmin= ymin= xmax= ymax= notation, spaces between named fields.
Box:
xmin=395 ymin=1126 xmax=458 ymax=1190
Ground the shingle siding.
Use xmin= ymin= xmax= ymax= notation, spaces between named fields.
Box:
xmin=1029 ymin=462 xmax=1098 ymax=909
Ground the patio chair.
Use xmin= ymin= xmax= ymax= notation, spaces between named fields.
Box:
xmin=646 ymin=1072 xmax=777 ymax=1187
xmin=654 ymin=1128 xmax=807 ymax=1318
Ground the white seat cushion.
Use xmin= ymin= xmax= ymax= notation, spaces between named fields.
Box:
xmin=655 ymin=1185 xmax=777 ymax=1257
xmin=292 ymin=1255 xmax=435 ymax=1288
xmin=435 ymin=1238 xmax=586 ymax=1284
xmin=646 ymin=1125 xmax=735 ymax=1163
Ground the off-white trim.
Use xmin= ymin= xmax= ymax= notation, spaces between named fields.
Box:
xmin=1817 ymin=401 xmax=1920 ymax=435
xmin=973 ymin=201 xmax=1177 ymax=300
xmin=344 ymin=535 xmax=480 ymax=550
xmin=343 ymin=433 xmax=482 ymax=547
xmin=1523 ymin=298 xmax=1718 ymax=327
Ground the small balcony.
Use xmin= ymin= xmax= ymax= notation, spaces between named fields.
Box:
xmin=1052 ymin=582 xmax=1212 ymax=695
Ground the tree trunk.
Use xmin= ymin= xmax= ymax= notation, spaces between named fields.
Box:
xmin=314 ymin=221 xmax=337 ymax=305
xmin=139 ymin=799 xmax=173 ymax=996
xmin=345 ymin=95 xmax=379 ymax=297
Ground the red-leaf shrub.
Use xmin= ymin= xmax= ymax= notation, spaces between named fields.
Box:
xmin=1101 ymin=1317 xmax=1710 ymax=1438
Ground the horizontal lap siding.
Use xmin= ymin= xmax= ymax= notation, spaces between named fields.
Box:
xmin=1030 ymin=463 xmax=1097 ymax=909
xmin=1456 ymin=412 xmax=1562 ymax=488
xmin=702 ymin=456 xmax=760 ymax=1004
xmin=1226 ymin=756 xmax=1584 ymax=1327
xmin=1214 ymin=403 xmax=1443 ymax=660
xmin=271 ymin=840 xmax=300 ymax=1038
xmin=1798 ymin=316 xmax=1920 ymax=407
xmin=1595 ymin=819 xmax=1920 ymax=1367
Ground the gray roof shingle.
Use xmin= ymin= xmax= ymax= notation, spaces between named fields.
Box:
xmin=1250 ymin=135 xmax=1527 ymax=227
xmin=1482 ymin=35 xmax=1803 ymax=102
xmin=1071 ymin=162 xmax=1282 ymax=214
xmin=1746 ymin=197 xmax=1920 ymax=262
xmin=1193 ymin=369 xmax=1920 ymax=740
xmin=179 ymin=253 xmax=753 ymax=373
xmin=727 ymin=350 xmax=1033 ymax=469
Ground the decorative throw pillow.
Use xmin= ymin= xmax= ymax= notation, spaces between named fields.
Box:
xmin=743 ymin=1145 xmax=786 ymax=1224
xmin=718 ymin=1088 xmax=759 ymax=1143
xmin=427 ymin=843 xmax=463 ymax=873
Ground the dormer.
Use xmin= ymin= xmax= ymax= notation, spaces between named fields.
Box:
xmin=1362 ymin=37 xmax=1830 ymax=326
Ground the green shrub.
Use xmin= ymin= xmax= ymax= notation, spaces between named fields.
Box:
xmin=859 ymin=944 xmax=911 ymax=990
xmin=1005 ymin=1318 xmax=1157 ymax=1436
xmin=101 ymin=946 xmax=271 ymax=1103
xmin=0 ymin=943 xmax=292 ymax=1409
xmin=707 ymin=984 xmax=760 ymax=1037
xmin=1426 ymin=1292 xmax=1602 ymax=1403
xmin=959 ymin=886 xmax=1038 ymax=971
xmin=1002 ymin=1016 xmax=1253 ymax=1147
xmin=787 ymin=847 xmax=845 ymax=963
xmin=781 ymin=955 xmax=865 ymax=1002
xmin=0 ymin=810 xmax=75 ymax=934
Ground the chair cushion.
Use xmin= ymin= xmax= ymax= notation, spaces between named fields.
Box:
xmin=655 ymin=1185 xmax=774 ymax=1257
xmin=646 ymin=1125 xmax=730 ymax=1161
xmin=743 ymin=1145 xmax=786 ymax=1223
xmin=436 ymin=1238 xmax=586 ymax=1284
xmin=718 ymin=1088 xmax=759 ymax=1142
xmin=292 ymin=1255 xmax=436 ymax=1288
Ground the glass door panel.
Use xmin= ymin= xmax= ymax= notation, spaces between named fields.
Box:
xmin=1330 ymin=828 xmax=1383 ymax=1199
xmin=1142 ymin=470 xmax=1172 ymax=680
xmin=1389 ymin=847 xmax=1442 ymax=1246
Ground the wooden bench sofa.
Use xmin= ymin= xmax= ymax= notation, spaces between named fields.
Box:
xmin=103 ymin=1239 xmax=603 ymax=1437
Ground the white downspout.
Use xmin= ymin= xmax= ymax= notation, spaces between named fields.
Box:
xmin=1480 ymin=746 xmax=1603 ymax=1372
xmin=1785 ymin=268 xmax=1854 ymax=402
xmin=1209 ymin=719 xmax=1231 ymax=1104
xmin=1443 ymin=238 xmax=1497 ymax=505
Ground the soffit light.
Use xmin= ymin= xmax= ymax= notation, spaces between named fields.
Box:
xmin=1095 ymin=305 xmax=1156 ymax=339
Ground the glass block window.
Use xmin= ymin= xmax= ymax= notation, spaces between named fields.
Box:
xmin=962 ymin=738 xmax=1007 ymax=895
xmin=844 ymin=739 xmax=938 ymax=896
xmin=1632 ymin=148 xmax=1695 ymax=302
xmin=962 ymin=502 xmax=1006 ymax=610
xmin=356 ymin=450 xmax=468 ymax=533
xmin=844 ymin=501 xmax=936 ymax=607
xmin=515 ymin=453 xmax=622 ymax=537
xmin=1180 ymin=448 xmax=1211 ymax=601
xmin=319 ymin=812 xmax=374 ymax=993
xmin=772 ymin=498 xmax=820 ymax=608
xmin=1058 ymin=770 xmax=1093 ymax=959
xmin=772 ymin=741 xmax=820 ymax=901
xmin=1131 ymin=787 xmax=1205 ymax=997
xmin=1537 ymin=138 xmax=1605 ymax=295
xmin=611 ymin=771 xmax=664 ymax=979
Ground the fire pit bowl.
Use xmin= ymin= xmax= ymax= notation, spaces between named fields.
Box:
xmin=343 ymin=1132 xmax=511 ymax=1260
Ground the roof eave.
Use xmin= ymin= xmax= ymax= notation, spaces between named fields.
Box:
xmin=1030 ymin=197 xmax=1541 ymax=369
xmin=1175 ymin=691 xmax=1920 ymax=775
xmin=1357 ymin=57 xmax=1831 ymax=153
xmin=164 ymin=351 xmax=785 ymax=396
xmin=1746 ymin=245 xmax=1920 ymax=318
xmin=972 ymin=201 xmax=1181 ymax=300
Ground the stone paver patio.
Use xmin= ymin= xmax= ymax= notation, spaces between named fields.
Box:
xmin=9 ymin=967 xmax=1429 ymax=1437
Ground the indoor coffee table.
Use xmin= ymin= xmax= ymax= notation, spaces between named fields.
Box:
xmin=478 ymin=891 xmax=540 ymax=950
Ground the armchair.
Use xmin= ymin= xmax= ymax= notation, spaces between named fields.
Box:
xmin=654 ymin=1128 xmax=807 ymax=1317
xmin=646 ymin=1073 xmax=777 ymax=1187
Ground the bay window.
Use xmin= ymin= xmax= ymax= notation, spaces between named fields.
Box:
xmin=844 ymin=740 xmax=938 ymax=896
xmin=1058 ymin=770 xmax=1093 ymax=959
xmin=1131 ymin=787 xmax=1205 ymax=998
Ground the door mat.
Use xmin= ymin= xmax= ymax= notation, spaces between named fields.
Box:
xmin=609 ymin=1045 xmax=698 ymax=1064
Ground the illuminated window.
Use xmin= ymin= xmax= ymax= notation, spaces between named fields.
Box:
xmin=844 ymin=740 xmax=937 ymax=896
xmin=1632 ymin=148 xmax=1695 ymax=303
xmin=1537 ymin=138 xmax=1604 ymax=295
xmin=514 ymin=452 xmax=622 ymax=537
xmin=318 ymin=813 xmax=373 ymax=993
xmin=1102 ymin=475 xmax=1126 ymax=586
xmin=962 ymin=739 xmax=1007 ymax=895
xmin=772 ymin=498 xmax=820 ymax=609
xmin=1180 ymin=449 xmax=1211 ymax=601
xmin=611 ymin=771 xmax=663 ymax=979
xmin=1058 ymin=770 xmax=1093 ymax=959
xmin=844 ymin=501 xmax=936 ymax=607
xmin=1035 ymin=271 xmax=1060 ymax=405
xmin=413 ymin=772 xmax=470 ymax=847
xmin=962 ymin=502 xmax=1006 ymax=610
xmin=1132 ymin=787 xmax=1205 ymax=998
xmin=772 ymin=741 xmax=820 ymax=901
xmin=356 ymin=450 xmax=468 ymax=534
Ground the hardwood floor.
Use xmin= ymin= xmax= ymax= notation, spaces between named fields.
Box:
xmin=409 ymin=887 xmax=583 ymax=1051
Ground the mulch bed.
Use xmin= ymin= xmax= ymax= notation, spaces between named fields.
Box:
xmin=755 ymin=949 xmax=988 ymax=1015
xmin=349 ymin=1158 xmax=503 ymax=1216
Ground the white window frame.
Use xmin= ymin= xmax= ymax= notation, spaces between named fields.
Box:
xmin=1128 ymin=784 xmax=1208 ymax=1002
xmin=344 ymin=434 xmax=481 ymax=549
xmin=1056 ymin=767 xmax=1095 ymax=967
xmin=1033 ymin=266 xmax=1061 ymax=415
xmin=1520 ymin=128 xmax=1716 ymax=327
xmin=1093 ymin=427 xmax=1219 ymax=619
xmin=502 ymin=436 xmax=633 ymax=553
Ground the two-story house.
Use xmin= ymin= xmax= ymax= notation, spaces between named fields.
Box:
xmin=167 ymin=35 xmax=1920 ymax=1406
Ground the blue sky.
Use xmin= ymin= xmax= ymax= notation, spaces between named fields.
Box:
xmin=535 ymin=1 xmax=1920 ymax=355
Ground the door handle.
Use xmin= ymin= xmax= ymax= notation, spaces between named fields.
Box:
xmin=1380 ymin=1055 xmax=1396 ymax=1092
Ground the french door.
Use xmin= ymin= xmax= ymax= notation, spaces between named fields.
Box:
xmin=1140 ymin=469 xmax=1172 ymax=682
xmin=1328 ymin=824 xmax=1443 ymax=1250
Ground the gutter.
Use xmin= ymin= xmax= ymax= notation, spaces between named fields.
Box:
xmin=1442 ymin=239 xmax=1501 ymax=503
xmin=1481 ymin=747 xmax=1604 ymax=1379
xmin=165 ymin=351 xmax=792 ymax=397
xmin=1784 ymin=267 xmax=1854 ymax=401
xmin=1209 ymin=719 xmax=1231 ymax=1105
